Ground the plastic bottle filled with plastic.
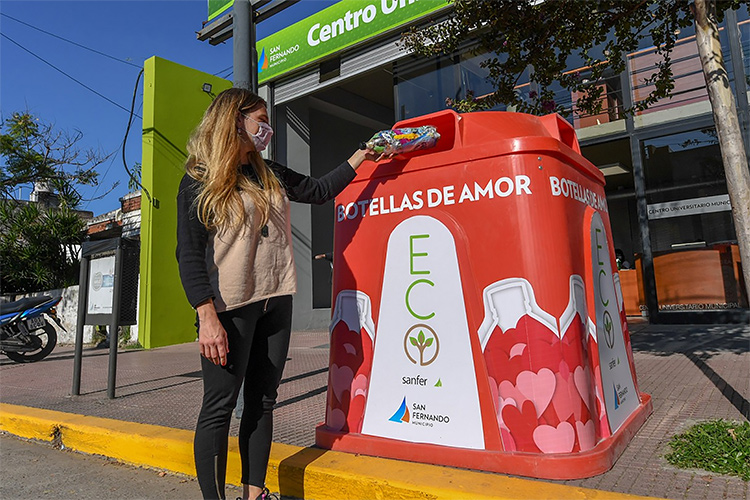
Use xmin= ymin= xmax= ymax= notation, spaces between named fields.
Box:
xmin=359 ymin=126 xmax=440 ymax=156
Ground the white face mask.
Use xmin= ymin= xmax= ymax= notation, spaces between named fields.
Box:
xmin=244 ymin=115 xmax=274 ymax=152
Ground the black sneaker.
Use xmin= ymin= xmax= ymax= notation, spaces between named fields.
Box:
xmin=254 ymin=487 xmax=279 ymax=500
xmin=235 ymin=486 xmax=279 ymax=500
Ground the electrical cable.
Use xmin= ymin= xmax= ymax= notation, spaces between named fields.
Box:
xmin=83 ymin=89 xmax=142 ymax=207
xmin=214 ymin=65 xmax=232 ymax=76
xmin=0 ymin=13 xmax=141 ymax=69
xmin=0 ymin=32 xmax=142 ymax=119
xmin=82 ymin=151 xmax=120 ymax=210
xmin=121 ymin=69 xmax=154 ymax=206
xmin=85 ymin=71 xmax=147 ymax=210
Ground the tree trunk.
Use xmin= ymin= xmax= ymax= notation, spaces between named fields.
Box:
xmin=693 ymin=0 xmax=750 ymax=307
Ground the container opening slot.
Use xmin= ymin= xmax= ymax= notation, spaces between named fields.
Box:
xmin=391 ymin=109 xmax=458 ymax=156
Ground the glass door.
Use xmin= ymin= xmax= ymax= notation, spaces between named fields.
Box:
xmin=641 ymin=128 xmax=747 ymax=313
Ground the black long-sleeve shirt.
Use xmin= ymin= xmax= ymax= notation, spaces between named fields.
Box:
xmin=176 ymin=160 xmax=356 ymax=310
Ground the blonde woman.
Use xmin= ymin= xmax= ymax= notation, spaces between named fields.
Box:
xmin=177 ymin=88 xmax=379 ymax=500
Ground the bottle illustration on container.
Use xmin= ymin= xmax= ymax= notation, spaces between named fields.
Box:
xmin=478 ymin=276 xmax=601 ymax=454
xmin=326 ymin=290 xmax=375 ymax=433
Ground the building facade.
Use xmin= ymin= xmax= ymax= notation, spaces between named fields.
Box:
xmin=242 ymin=3 xmax=749 ymax=328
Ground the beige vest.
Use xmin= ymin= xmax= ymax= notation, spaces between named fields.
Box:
xmin=206 ymin=190 xmax=296 ymax=312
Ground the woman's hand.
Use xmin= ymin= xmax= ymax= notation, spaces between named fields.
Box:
xmin=347 ymin=148 xmax=393 ymax=171
xmin=196 ymin=300 xmax=229 ymax=366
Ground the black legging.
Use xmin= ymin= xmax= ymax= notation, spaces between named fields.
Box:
xmin=194 ymin=295 xmax=293 ymax=500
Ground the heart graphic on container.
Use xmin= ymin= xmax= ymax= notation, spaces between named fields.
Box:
xmin=515 ymin=368 xmax=556 ymax=418
xmin=533 ymin=421 xmax=576 ymax=453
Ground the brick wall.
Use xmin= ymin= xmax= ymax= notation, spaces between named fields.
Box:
xmin=121 ymin=194 xmax=141 ymax=213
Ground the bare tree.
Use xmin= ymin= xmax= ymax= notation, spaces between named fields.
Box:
xmin=1 ymin=111 xmax=114 ymax=206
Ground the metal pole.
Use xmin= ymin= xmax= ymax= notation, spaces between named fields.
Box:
xmin=629 ymin=135 xmax=659 ymax=321
xmin=233 ymin=0 xmax=258 ymax=93
xmin=250 ymin=2 xmax=258 ymax=94
xmin=72 ymin=255 xmax=90 ymax=395
xmin=620 ymin=56 xmax=659 ymax=322
xmin=107 ymin=242 xmax=125 ymax=399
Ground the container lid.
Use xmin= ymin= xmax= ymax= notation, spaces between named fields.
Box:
xmin=353 ymin=110 xmax=605 ymax=186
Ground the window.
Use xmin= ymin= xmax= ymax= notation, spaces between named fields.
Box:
xmin=628 ymin=19 xmax=734 ymax=115
xmin=395 ymin=55 xmax=458 ymax=120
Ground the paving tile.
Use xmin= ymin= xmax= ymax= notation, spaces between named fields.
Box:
xmin=725 ymin=480 xmax=750 ymax=500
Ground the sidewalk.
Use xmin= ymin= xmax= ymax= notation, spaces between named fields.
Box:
xmin=1 ymin=323 xmax=748 ymax=499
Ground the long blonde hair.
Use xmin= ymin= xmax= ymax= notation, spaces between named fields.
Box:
xmin=185 ymin=88 xmax=283 ymax=233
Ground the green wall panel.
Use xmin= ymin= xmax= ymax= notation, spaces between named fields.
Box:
xmin=139 ymin=56 xmax=232 ymax=349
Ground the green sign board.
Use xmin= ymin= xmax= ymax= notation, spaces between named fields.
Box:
xmin=256 ymin=0 xmax=448 ymax=84
xmin=208 ymin=0 xmax=232 ymax=21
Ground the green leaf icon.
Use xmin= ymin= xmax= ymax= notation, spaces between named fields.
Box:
xmin=435 ymin=379 xmax=442 ymax=387
xmin=418 ymin=330 xmax=425 ymax=344
xmin=409 ymin=337 xmax=418 ymax=346
xmin=425 ymin=338 xmax=433 ymax=347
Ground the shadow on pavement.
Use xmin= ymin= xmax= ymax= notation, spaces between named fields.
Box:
xmin=629 ymin=324 xmax=750 ymax=357
xmin=685 ymin=351 xmax=750 ymax=420
xmin=279 ymin=367 xmax=327 ymax=385
xmin=630 ymin=324 xmax=750 ymax=420
xmin=275 ymin=386 xmax=327 ymax=410
xmin=77 ymin=376 xmax=202 ymax=398
xmin=0 ymin=347 xmax=144 ymax=367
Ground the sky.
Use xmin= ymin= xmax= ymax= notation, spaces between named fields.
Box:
xmin=1 ymin=0 xmax=337 ymax=216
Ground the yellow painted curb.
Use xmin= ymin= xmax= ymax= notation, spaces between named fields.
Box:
xmin=0 ymin=403 xmax=195 ymax=476
xmin=1 ymin=403 xmax=654 ymax=500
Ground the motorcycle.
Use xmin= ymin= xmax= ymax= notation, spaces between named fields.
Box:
xmin=0 ymin=295 xmax=64 ymax=363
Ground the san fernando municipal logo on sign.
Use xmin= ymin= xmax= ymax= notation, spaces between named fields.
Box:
xmin=258 ymin=47 xmax=268 ymax=73
xmin=389 ymin=397 xmax=410 ymax=423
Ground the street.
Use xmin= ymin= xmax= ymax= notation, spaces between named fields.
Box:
xmin=0 ymin=432 xmax=241 ymax=500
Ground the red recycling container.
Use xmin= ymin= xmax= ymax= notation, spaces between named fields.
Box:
xmin=315 ymin=109 xmax=652 ymax=479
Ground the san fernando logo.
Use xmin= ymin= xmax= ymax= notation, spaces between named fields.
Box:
xmin=389 ymin=397 xmax=410 ymax=423
xmin=613 ymin=383 xmax=621 ymax=409
xmin=258 ymin=48 xmax=268 ymax=73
